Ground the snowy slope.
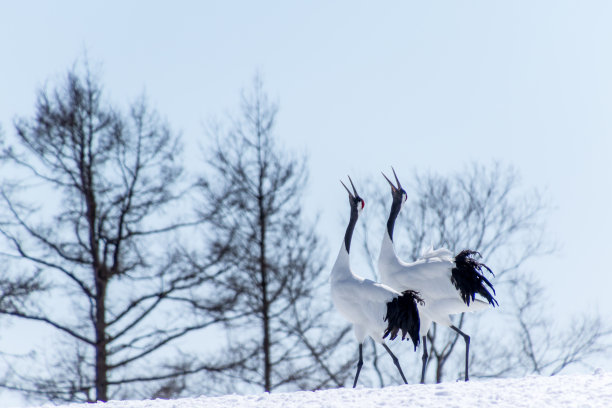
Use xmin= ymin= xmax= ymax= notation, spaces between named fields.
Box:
xmin=20 ymin=371 xmax=612 ymax=408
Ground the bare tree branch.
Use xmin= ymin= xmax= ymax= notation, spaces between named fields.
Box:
xmin=192 ymin=75 xmax=346 ymax=393
xmin=0 ymin=60 xmax=237 ymax=403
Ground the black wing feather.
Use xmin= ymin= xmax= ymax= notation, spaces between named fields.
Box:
xmin=383 ymin=290 xmax=423 ymax=350
xmin=451 ymin=249 xmax=498 ymax=307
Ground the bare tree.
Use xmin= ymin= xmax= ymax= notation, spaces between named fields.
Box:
xmin=0 ymin=62 xmax=236 ymax=403
xmin=512 ymin=282 xmax=611 ymax=376
xmin=470 ymin=272 xmax=612 ymax=379
xmin=193 ymin=76 xmax=351 ymax=393
xmin=355 ymin=163 xmax=611 ymax=384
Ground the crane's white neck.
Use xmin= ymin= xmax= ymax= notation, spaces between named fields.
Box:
xmin=330 ymin=245 xmax=352 ymax=283
xmin=378 ymin=229 xmax=400 ymax=284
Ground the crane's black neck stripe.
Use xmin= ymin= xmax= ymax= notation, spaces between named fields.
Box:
xmin=344 ymin=205 xmax=359 ymax=253
xmin=386 ymin=198 xmax=402 ymax=242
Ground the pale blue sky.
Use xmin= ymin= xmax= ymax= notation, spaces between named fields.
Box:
xmin=1 ymin=1 xmax=611 ymax=402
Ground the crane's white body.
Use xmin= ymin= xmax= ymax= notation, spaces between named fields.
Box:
xmin=331 ymin=243 xmax=402 ymax=344
xmin=378 ymin=231 xmax=489 ymax=337
xmin=331 ymin=177 xmax=420 ymax=387
xmin=376 ymin=168 xmax=496 ymax=383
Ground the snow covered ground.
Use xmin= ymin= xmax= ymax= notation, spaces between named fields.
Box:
xmin=18 ymin=371 xmax=612 ymax=408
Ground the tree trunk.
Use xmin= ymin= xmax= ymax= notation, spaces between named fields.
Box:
xmin=259 ymin=187 xmax=271 ymax=392
xmin=435 ymin=358 xmax=443 ymax=383
xmin=254 ymin=139 xmax=270 ymax=392
xmin=93 ymin=262 xmax=109 ymax=403
xmin=95 ymin=276 xmax=108 ymax=401
xmin=261 ymin=268 xmax=271 ymax=392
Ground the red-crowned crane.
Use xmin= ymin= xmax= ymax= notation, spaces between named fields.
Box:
xmin=377 ymin=168 xmax=498 ymax=383
xmin=330 ymin=176 xmax=423 ymax=388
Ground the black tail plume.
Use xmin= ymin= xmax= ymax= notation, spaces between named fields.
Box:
xmin=451 ymin=250 xmax=498 ymax=307
xmin=383 ymin=290 xmax=423 ymax=350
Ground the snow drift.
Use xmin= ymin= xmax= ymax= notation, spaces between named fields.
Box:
xmin=20 ymin=371 xmax=612 ymax=408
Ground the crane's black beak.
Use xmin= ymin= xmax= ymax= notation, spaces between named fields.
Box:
xmin=340 ymin=180 xmax=354 ymax=200
xmin=391 ymin=167 xmax=402 ymax=189
xmin=381 ymin=172 xmax=396 ymax=192
xmin=382 ymin=166 xmax=402 ymax=192
xmin=340 ymin=175 xmax=360 ymax=201
xmin=347 ymin=175 xmax=359 ymax=197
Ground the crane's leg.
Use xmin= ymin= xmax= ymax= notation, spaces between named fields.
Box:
xmin=420 ymin=335 xmax=428 ymax=384
xmin=382 ymin=343 xmax=408 ymax=384
xmin=450 ymin=325 xmax=470 ymax=381
xmin=352 ymin=343 xmax=364 ymax=388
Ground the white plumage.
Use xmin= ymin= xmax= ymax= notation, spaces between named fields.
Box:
xmin=377 ymin=168 xmax=497 ymax=383
xmin=330 ymin=176 xmax=421 ymax=388
xmin=379 ymin=234 xmax=490 ymax=330
xmin=331 ymin=248 xmax=399 ymax=344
